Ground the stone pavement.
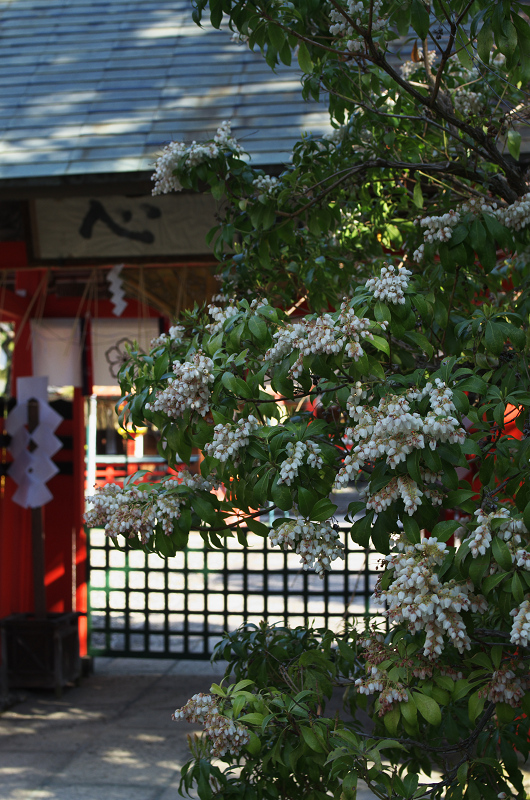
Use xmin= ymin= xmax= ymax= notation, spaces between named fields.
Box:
xmin=0 ymin=657 xmax=379 ymax=800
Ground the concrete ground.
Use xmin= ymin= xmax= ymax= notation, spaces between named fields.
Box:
xmin=0 ymin=657 xmax=382 ymax=800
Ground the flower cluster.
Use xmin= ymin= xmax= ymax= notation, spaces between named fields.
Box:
xmin=173 ymin=693 xmax=250 ymax=757
xmin=146 ymin=351 xmax=214 ymax=419
xmin=453 ymin=85 xmax=484 ymax=117
xmin=323 ymin=126 xmax=348 ymax=147
xmin=278 ymin=440 xmax=323 ymax=485
xmin=252 ymin=174 xmax=280 ymax=194
xmin=365 ymin=263 xmax=412 ymax=304
xmin=479 ymin=664 xmax=530 ymax=708
xmin=514 ymin=548 xmax=530 ymax=570
xmin=173 ymin=692 xmax=219 ymax=723
xmin=355 ymin=667 xmax=409 ymax=716
xmin=206 ymin=294 xmax=239 ymax=335
xmin=268 ymin=517 xmax=344 ymax=576
xmin=329 ymin=0 xmax=385 ymax=53
xmin=510 ymin=598 xmax=530 ymax=647
xmin=150 ymin=324 xmax=185 ymax=348
xmin=414 ymin=191 xmax=530 ymax=258
xmin=466 ymin=507 xmax=527 ymax=558
xmin=335 ymin=380 xmax=466 ymax=497
xmin=205 ymin=416 xmax=259 ymax=463
xmin=152 ymin=121 xmax=243 ymax=195
xmin=415 ymin=210 xmax=461 ymax=244
xmin=85 ymin=483 xmax=156 ymax=542
xmin=85 ymin=471 xmax=217 ymax=542
xmin=446 ymin=60 xmax=485 ymax=117
xmin=265 ymin=300 xmax=377 ymax=378
xmin=377 ymin=536 xmax=487 ymax=658
xmin=496 ymin=193 xmax=530 ymax=232
xmin=400 ymin=50 xmax=437 ymax=80
xmin=365 ymin=475 xmax=424 ymax=516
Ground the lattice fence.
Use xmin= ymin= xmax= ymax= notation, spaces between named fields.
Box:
xmin=88 ymin=526 xmax=384 ymax=659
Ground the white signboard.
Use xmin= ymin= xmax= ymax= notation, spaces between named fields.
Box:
xmin=91 ymin=318 xmax=159 ymax=387
xmin=33 ymin=194 xmax=219 ymax=259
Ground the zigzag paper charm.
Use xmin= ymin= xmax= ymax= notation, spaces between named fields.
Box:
xmin=6 ymin=377 xmax=63 ymax=509
xmin=107 ymin=264 xmax=128 ymax=317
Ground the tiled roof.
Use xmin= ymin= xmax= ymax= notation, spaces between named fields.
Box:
xmin=0 ymin=0 xmax=330 ymax=180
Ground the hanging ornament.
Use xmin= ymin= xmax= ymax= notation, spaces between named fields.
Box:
xmin=107 ymin=264 xmax=128 ymax=317
xmin=5 ymin=376 xmax=63 ymax=509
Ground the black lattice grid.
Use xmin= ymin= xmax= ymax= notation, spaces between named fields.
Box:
xmin=87 ymin=526 xmax=385 ymax=659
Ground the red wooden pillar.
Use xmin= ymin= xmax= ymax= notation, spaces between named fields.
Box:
xmin=0 ymin=314 xmax=34 ymax=618
xmin=73 ymin=388 xmax=88 ymax=655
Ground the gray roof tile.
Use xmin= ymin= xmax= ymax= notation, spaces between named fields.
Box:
xmin=0 ymin=0 xmax=330 ymax=179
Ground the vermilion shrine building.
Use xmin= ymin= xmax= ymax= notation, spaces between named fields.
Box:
xmin=0 ymin=0 xmax=329 ymax=658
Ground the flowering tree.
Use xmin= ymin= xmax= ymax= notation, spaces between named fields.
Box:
xmin=85 ymin=1 xmax=530 ymax=798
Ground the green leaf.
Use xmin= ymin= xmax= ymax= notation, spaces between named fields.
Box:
xmin=311 ymin=498 xmax=338 ymax=522
xmin=507 ymin=130 xmax=522 ymax=161
xmin=512 ymin=571 xmax=524 ymax=604
xmin=457 ymin=376 xmax=488 ymax=394
xmin=524 ymin=500 xmax=530 ymax=532
xmin=469 ymin=219 xmax=487 ymax=252
xmin=383 ymin=704 xmax=400 ymax=736
xmin=248 ymin=314 xmax=268 ymax=342
xmin=413 ymin=692 xmax=441 ymax=727
xmin=374 ymin=302 xmax=391 ymax=323
xmin=297 ymin=41 xmax=313 ymax=73
xmin=431 ymin=520 xmax=460 ymax=542
xmin=492 ymin=536 xmax=513 ymax=572
xmin=485 ymin=322 xmax=505 ymax=356
xmin=496 ymin=701 xmax=515 ymax=725
xmin=245 ymin=730 xmax=261 ymax=755
xmin=271 ymin=476 xmax=293 ymax=511
xmin=469 ymin=551 xmax=491 ymax=586
xmin=371 ymin=512 xmax=391 ymax=555
xmin=413 ymin=181 xmax=424 ymax=209
xmin=482 ymin=212 xmax=513 ymax=249
xmin=350 ymin=511 xmax=374 ymax=547
xmin=298 ymin=486 xmax=315 ymax=518
xmin=457 ymin=761 xmax=468 ymax=785
xmin=371 ymin=335 xmax=390 ymax=355
xmin=221 ymin=371 xmax=238 ymax=393
xmin=403 ymin=515 xmax=421 ymax=544
xmin=209 ymin=0 xmax=223 ymax=29
xmin=445 ymin=489 xmax=476 ymax=509
xmin=410 ymin=0 xmax=430 ymax=40
xmin=406 ymin=449 xmax=421 ymax=483
xmin=268 ymin=23 xmax=285 ymax=53
xmin=300 ymin=725 xmax=323 ymax=752
xmin=191 ymin=495 xmax=218 ymax=526
xmin=496 ymin=18 xmax=518 ymax=58
xmin=245 ymin=517 xmax=270 ymax=537
xmin=403 ymin=330 xmax=434 ymax=359
xmin=238 ymin=712 xmax=265 ymax=725
xmin=452 ymin=678 xmax=472 ymax=702
xmin=254 ymin=468 xmax=273 ymax=506
xmin=482 ymin=571 xmax=508 ymax=595
xmin=400 ymin=692 xmax=418 ymax=727
xmin=471 ymin=651 xmax=492 ymax=670
xmin=468 ymin=690 xmax=485 ymax=724
xmin=452 ymin=390 xmax=469 ymax=414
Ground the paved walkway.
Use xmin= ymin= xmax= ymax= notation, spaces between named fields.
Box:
xmin=0 ymin=657 xmax=383 ymax=800
xmin=0 ymin=658 xmax=215 ymax=800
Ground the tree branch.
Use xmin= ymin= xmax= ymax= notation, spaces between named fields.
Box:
xmin=195 ymin=506 xmax=276 ymax=533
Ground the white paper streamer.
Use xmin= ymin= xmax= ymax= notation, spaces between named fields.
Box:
xmin=7 ymin=376 xmax=63 ymax=509
xmin=107 ymin=263 xmax=128 ymax=317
